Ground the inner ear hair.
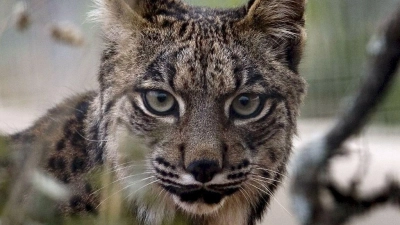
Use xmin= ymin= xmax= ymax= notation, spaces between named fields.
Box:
xmin=239 ymin=0 xmax=306 ymax=72
xmin=91 ymin=0 xmax=188 ymax=42
xmin=90 ymin=0 xmax=148 ymax=42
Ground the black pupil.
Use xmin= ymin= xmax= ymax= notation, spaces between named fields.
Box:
xmin=157 ymin=93 xmax=167 ymax=103
xmin=238 ymin=96 xmax=250 ymax=106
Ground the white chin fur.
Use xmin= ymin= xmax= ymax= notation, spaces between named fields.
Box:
xmin=172 ymin=195 xmax=225 ymax=215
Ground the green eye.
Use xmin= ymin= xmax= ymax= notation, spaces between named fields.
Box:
xmin=231 ymin=94 xmax=262 ymax=118
xmin=143 ymin=90 xmax=176 ymax=115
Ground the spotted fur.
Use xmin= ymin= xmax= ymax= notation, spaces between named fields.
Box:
xmin=8 ymin=0 xmax=306 ymax=224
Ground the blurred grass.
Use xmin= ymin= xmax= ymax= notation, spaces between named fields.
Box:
xmin=0 ymin=136 xmax=10 ymax=214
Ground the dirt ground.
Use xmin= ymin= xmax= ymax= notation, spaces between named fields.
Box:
xmin=1 ymin=108 xmax=399 ymax=225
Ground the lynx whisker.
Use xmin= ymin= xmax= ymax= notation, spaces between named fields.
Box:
xmin=75 ymin=130 xmax=111 ymax=142
xmin=123 ymin=179 xmax=160 ymax=203
xmin=249 ymin=173 xmax=283 ymax=185
xmin=96 ymin=175 xmax=156 ymax=209
xmin=251 ymin=164 xmax=288 ymax=178
xmin=239 ymin=187 xmax=252 ymax=207
xmin=102 ymin=161 xmax=148 ymax=175
xmin=250 ymin=180 xmax=293 ymax=217
xmin=93 ymin=173 xmax=154 ymax=197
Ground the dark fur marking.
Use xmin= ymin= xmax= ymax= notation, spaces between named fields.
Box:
xmin=63 ymin=119 xmax=75 ymax=138
xmin=268 ymin=149 xmax=278 ymax=163
xmin=143 ymin=50 xmax=169 ymax=83
xmin=247 ymin=0 xmax=257 ymax=10
xmin=242 ymin=159 xmax=250 ymax=167
xmin=245 ymin=70 xmax=264 ymax=86
xmin=248 ymin=193 xmax=271 ymax=225
xmin=253 ymin=130 xmax=279 ymax=148
xmin=75 ymin=100 xmax=89 ymax=122
xmin=259 ymin=169 xmax=270 ymax=178
xmin=71 ymin=157 xmax=86 ymax=173
xmin=286 ymin=45 xmax=300 ymax=73
xmin=101 ymin=42 xmax=117 ymax=62
xmin=179 ymin=144 xmax=185 ymax=168
xmin=178 ymin=22 xmax=188 ymax=36
xmin=283 ymin=100 xmax=294 ymax=126
xmin=159 ymin=179 xmax=199 ymax=190
xmin=71 ymin=131 xmax=85 ymax=148
xmin=165 ymin=63 xmax=177 ymax=80
xmin=85 ymin=204 xmax=94 ymax=212
xmin=179 ymin=190 xmax=223 ymax=204
xmin=61 ymin=174 xmax=70 ymax=183
xmin=160 ymin=19 xmax=173 ymax=28
xmin=85 ymin=183 xmax=93 ymax=193
xmin=56 ymin=139 xmax=65 ymax=151
xmin=48 ymin=156 xmax=66 ymax=170
xmin=129 ymin=101 xmax=157 ymax=132
xmin=70 ymin=195 xmax=83 ymax=209
xmin=99 ymin=43 xmax=117 ymax=90
xmin=104 ymin=100 xmax=114 ymax=115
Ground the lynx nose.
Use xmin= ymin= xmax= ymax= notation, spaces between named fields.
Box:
xmin=187 ymin=160 xmax=221 ymax=183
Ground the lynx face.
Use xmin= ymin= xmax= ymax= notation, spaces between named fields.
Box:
xmin=127 ymin=43 xmax=293 ymax=215
xmin=90 ymin=0 xmax=305 ymax=222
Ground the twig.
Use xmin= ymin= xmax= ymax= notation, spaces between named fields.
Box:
xmin=291 ymin=5 xmax=400 ymax=225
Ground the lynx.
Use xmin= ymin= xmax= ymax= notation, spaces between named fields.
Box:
xmin=5 ymin=0 xmax=306 ymax=224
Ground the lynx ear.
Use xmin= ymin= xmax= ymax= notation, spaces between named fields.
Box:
xmin=91 ymin=0 xmax=185 ymax=41
xmin=239 ymin=0 xmax=306 ymax=72
xmin=91 ymin=0 xmax=144 ymax=41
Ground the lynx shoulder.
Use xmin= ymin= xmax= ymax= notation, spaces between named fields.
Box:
xmin=7 ymin=0 xmax=306 ymax=224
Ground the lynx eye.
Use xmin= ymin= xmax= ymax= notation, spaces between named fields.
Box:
xmin=143 ymin=90 xmax=176 ymax=115
xmin=231 ymin=94 xmax=262 ymax=119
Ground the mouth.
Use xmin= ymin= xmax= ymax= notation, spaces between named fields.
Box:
xmin=179 ymin=189 xmax=224 ymax=204
xmin=165 ymin=187 xmax=238 ymax=215
xmin=164 ymin=187 xmax=238 ymax=208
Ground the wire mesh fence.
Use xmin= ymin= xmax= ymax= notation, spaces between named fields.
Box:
xmin=1 ymin=0 xmax=399 ymax=127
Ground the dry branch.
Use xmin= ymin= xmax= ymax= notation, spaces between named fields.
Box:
xmin=291 ymin=5 xmax=400 ymax=225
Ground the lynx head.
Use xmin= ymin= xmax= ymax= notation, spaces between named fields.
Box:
xmin=89 ymin=0 xmax=305 ymax=223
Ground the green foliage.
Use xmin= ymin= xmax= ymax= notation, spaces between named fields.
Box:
xmin=301 ymin=0 xmax=400 ymax=124
xmin=0 ymin=136 xmax=10 ymax=214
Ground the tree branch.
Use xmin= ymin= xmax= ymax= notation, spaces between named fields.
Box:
xmin=291 ymin=5 xmax=400 ymax=225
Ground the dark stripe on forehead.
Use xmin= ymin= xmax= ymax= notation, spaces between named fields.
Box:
xmin=140 ymin=46 xmax=190 ymax=89
xmin=244 ymin=67 xmax=265 ymax=86
xmin=142 ymin=51 xmax=167 ymax=83
xmin=167 ymin=62 xmax=177 ymax=92
xmin=178 ymin=22 xmax=189 ymax=37
xmin=229 ymin=53 xmax=245 ymax=91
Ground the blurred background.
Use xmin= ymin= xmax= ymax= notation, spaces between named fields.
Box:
xmin=0 ymin=0 xmax=399 ymax=224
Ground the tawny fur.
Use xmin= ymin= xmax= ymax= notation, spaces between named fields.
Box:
xmin=7 ymin=0 xmax=306 ymax=224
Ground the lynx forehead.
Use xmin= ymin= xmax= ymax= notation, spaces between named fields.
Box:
xmin=8 ymin=0 xmax=306 ymax=225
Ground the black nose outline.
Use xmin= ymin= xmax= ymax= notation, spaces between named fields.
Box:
xmin=187 ymin=160 xmax=221 ymax=183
